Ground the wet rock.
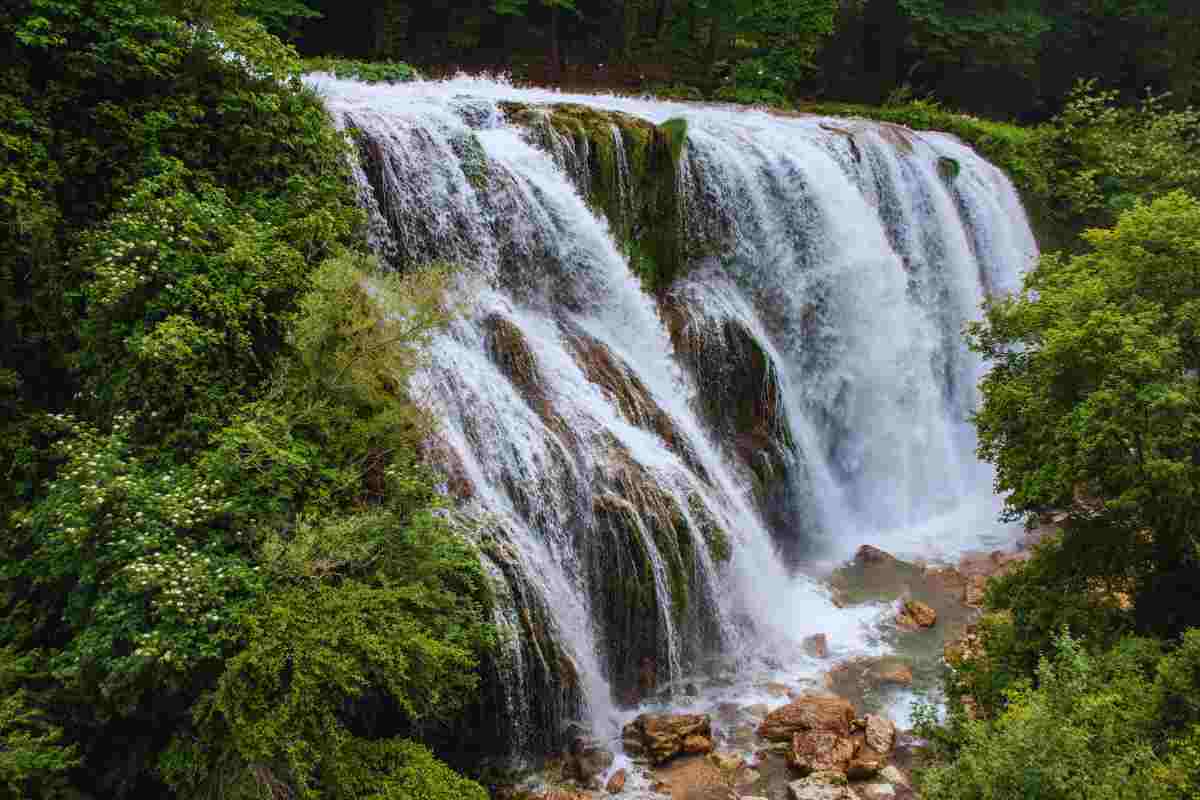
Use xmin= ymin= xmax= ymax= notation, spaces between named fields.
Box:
xmin=623 ymin=712 xmax=714 ymax=764
xmin=535 ymin=792 xmax=591 ymax=800
xmin=863 ymin=715 xmax=896 ymax=755
xmin=568 ymin=735 xmax=615 ymax=787
xmin=805 ymin=770 xmax=848 ymax=786
xmin=855 ymin=545 xmax=897 ymax=564
xmin=744 ymin=703 xmax=770 ymax=719
xmin=964 ymin=574 xmax=988 ymax=607
xmin=896 ymin=599 xmax=936 ymax=629
xmin=737 ymin=768 xmax=761 ymax=786
xmin=872 ymin=662 xmax=913 ymax=687
xmin=788 ymin=731 xmax=856 ymax=775
xmin=757 ymin=693 xmax=855 ymax=741
xmin=606 ymin=768 xmax=627 ymax=794
xmin=878 ymin=766 xmax=908 ymax=786
xmin=846 ymin=748 xmax=885 ymax=780
xmin=764 ymin=682 xmax=795 ymax=698
xmin=787 ymin=779 xmax=861 ymax=800
xmin=803 ymin=633 xmax=830 ymax=659
xmin=708 ymin=751 xmax=745 ymax=772
xmin=685 ymin=682 xmax=700 ymax=697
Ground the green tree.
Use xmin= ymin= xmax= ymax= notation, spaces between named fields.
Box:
xmin=970 ymin=190 xmax=1200 ymax=637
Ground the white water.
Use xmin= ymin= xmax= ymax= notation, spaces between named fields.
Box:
xmin=309 ymin=74 xmax=1038 ymax=757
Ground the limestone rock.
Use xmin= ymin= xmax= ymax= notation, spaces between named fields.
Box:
xmin=788 ymin=779 xmax=861 ymax=800
xmin=757 ymin=693 xmax=855 ymax=741
xmin=788 ymin=731 xmax=856 ymax=775
xmin=605 ymin=768 xmax=627 ymax=794
xmin=622 ymin=712 xmax=714 ymax=764
xmin=863 ymin=714 xmax=897 ymax=755
xmin=872 ymin=662 xmax=913 ymax=686
xmin=896 ymin=599 xmax=937 ymax=629
xmin=846 ymin=747 xmax=885 ymax=780
xmin=858 ymin=784 xmax=896 ymax=800
xmin=805 ymin=770 xmax=848 ymax=786
xmin=964 ymin=574 xmax=988 ymax=607
xmin=568 ymin=735 xmax=614 ymax=787
xmin=855 ymin=544 xmax=897 ymax=564
xmin=708 ymin=751 xmax=744 ymax=772
xmin=878 ymin=766 xmax=908 ymax=786
xmin=803 ymin=633 xmax=830 ymax=659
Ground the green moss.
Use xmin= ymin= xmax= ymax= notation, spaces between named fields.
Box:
xmin=452 ymin=133 xmax=490 ymax=191
xmin=938 ymin=156 xmax=961 ymax=182
xmin=659 ymin=118 xmax=689 ymax=166
xmin=688 ymin=494 xmax=731 ymax=563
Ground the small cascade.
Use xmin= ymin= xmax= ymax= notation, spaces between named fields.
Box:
xmin=309 ymin=75 xmax=1038 ymax=763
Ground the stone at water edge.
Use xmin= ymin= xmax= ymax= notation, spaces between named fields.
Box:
xmin=605 ymin=769 xmax=627 ymax=794
xmin=855 ymin=545 xmax=897 ymax=564
xmin=895 ymin=599 xmax=937 ymax=629
xmin=758 ymin=692 xmax=855 ymax=741
xmin=788 ymin=731 xmax=856 ymax=775
xmin=871 ymin=662 xmax=913 ymax=687
xmin=864 ymin=714 xmax=897 ymax=755
xmin=623 ymin=712 xmax=714 ymax=764
xmin=803 ymin=633 xmax=830 ymax=659
xmin=878 ymin=766 xmax=908 ymax=786
xmin=568 ymin=735 xmax=615 ymax=787
xmin=788 ymin=780 xmax=861 ymax=800
xmin=708 ymin=751 xmax=745 ymax=772
xmin=858 ymin=785 xmax=896 ymax=800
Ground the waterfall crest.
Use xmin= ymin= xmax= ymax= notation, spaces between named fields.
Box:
xmin=310 ymin=75 xmax=1038 ymax=761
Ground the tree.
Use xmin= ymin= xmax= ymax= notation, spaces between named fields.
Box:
xmin=970 ymin=191 xmax=1200 ymax=637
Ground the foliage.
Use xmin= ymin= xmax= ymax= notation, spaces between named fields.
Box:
xmin=920 ymin=631 xmax=1175 ymax=800
xmin=302 ymin=57 xmax=420 ymax=83
xmin=0 ymin=649 xmax=78 ymax=800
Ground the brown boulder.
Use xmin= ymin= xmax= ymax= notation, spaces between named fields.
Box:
xmin=896 ymin=599 xmax=936 ymax=629
xmin=758 ymin=692 xmax=855 ymax=741
xmin=787 ymin=778 xmax=861 ymax=799
xmin=855 ymin=544 xmax=897 ymax=564
xmin=622 ymin=712 xmax=713 ymax=764
xmin=846 ymin=746 xmax=885 ymax=780
xmin=605 ymin=769 xmax=627 ymax=794
xmin=803 ymin=633 xmax=830 ymax=659
xmin=871 ymin=662 xmax=913 ymax=686
xmin=863 ymin=715 xmax=896 ymax=755
xmin=788 ymin=731 xmax=857 ymax=775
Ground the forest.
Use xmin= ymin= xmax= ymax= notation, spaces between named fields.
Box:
xmin=2 ymin=1 xmax=1200 ymax=799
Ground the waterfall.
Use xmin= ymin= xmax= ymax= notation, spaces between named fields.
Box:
xmin=309 ymin=75 xmax=1038 ymax=762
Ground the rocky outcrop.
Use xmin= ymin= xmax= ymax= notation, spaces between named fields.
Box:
xmin=803 ymin=633 xmax=830 ymax=659
xmin=758 ymin=693 xmax=855 ymax=742
xmin=622 ymin=712 xmax=714 ymax=764
xmin=896 ymin=599 xmax=937 ymax=629
xmin=605 ymin=768 xmax=627 ymax=794
xmin=788 ymin=779 xmax=861 ymax=800
xmin=567 ymin=735 xmax=614 ymax=788
xmin=789 ymin=731 xmax=857 ymax=774
xmin=864 ymin=714 xmax=897 ymax=755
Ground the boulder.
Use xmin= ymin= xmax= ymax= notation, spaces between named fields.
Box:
xmin=788 ymin=779 xmax=861 ymax=800
xmin=871 ymin=662 xmax=913 ymax=687
xmin=863 ymin=715 xmax=897 ymax=755
xmin=805 ymin=770 xmax=848 ymax=786
xmin=846 ymin=748 xmax=885 ymax=780
xmin=878 ymin=766 xmax=908 ymax=786
xmin=788 ymin=731 xmax=856 ymax=775
xmin=855 ymin=544 xmax=897 ymax=564
xmin=896 ymin=599 xmax=937 ymax=629
xmin=622 ymin=712 xmax=714 ymax=764
xmin=708 ymin=751 xmax=744 ymax=772
xmin=803 ymin=633 xmax=830 ymax=659
xmin=568 ymin=736 xmax=614 ymax=787
xmin=765 ymin=681 xmax=796 ymax=697
xmin=757 ymin=693 xmax=855 ymax=741
xmin=605 ymin=768 xmax=627 ymax=794
xmin=858 ymin=785 xmax=896 ymax=800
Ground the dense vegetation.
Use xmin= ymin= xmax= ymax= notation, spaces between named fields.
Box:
xmin=291 ymin=0 xmax=1199 ymax=119
xmin=1 ymin=2 xmax=493 ymax=798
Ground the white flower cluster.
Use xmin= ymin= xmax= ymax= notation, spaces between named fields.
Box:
xmin=124 ymin=543 xmax=228 ymax=622
xmin=86 ymin=208 xmax=197 ymax=308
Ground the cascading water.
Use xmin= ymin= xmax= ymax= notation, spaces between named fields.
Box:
xmin=308 ymin=75 xmax=1039 ymax=764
